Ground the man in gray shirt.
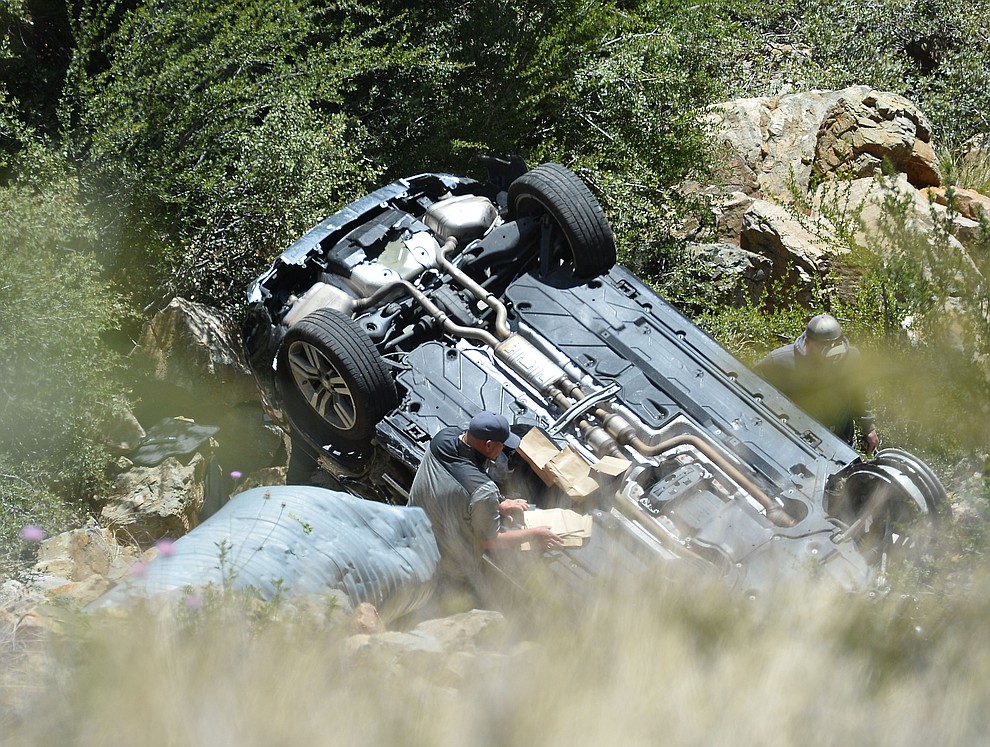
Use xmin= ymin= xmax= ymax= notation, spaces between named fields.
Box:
xmin=755 ymin=314 xmax=879 ymax=454
xmin=408 ymin=411 xmax=562 ymax=609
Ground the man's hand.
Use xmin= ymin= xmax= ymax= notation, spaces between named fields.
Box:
xmin=528 ymin=525 xmax=563 ymax=552
xmin=861 ymin=429 xmax=880 ymax=456
xmin=498 ymin=498 xmax=529 ymax=526
xmin=481 ymin=524 xmax=562 ymax=551
xmin=499 ymin=498 xmax=529 ymax=513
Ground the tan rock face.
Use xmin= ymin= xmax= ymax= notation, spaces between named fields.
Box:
xmin=132 ymin=297 xmax=257 ymax=407
xmin=35 ymin=527 xmax=118 ymax=581
xmin=738 ymin=199 xmax=837 ymax=302
xmin=711 ymin=87 xmax=941 ymax=203
xmin=926 ymin=186 xmax=990 ymax=223
xmin=814 ymin=90 xmax=939 ymax=189
xmin=709 ymin=89 xmax=850 ymax=200
xmin=98 ymin=453 xmax=207 ymax=545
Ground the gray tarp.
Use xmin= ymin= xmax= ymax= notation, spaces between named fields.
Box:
xmin=91 ymin=486 xmax=440 ymax=622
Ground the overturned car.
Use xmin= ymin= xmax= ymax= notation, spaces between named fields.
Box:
xmin=242 ymin=157 xmax=947 ymax=597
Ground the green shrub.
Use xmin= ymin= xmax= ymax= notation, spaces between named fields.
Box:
xmin=60 ymin=0 xmax=727 ymax=309
xmin=66 ymin=0 xmax=384 ymax=308
xmin=721 ymin=0 xmax=990 ymax=144
xmin=0 ymin=170 xmax=129 ymax=573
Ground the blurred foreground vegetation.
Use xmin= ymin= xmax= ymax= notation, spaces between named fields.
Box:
xmin=2 ymin=0 xmax=990 ymax=570
xmin=4 ymin=567 xmax=990 ymax=746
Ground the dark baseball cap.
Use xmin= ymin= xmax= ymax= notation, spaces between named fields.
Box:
xmin=467 ymin=411 xmax=521 ymax=449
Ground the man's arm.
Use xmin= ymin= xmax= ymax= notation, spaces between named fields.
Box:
xmin=469 ymin=483 xmax=562 ymax=551
xmin=850 ymin=350 xmax=879 ymax=455
xmin=481 ymin=525 xmax=562 ymax=551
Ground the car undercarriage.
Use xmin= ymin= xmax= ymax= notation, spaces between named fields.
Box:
xmin=242 ymin=158 xmax=948 ymax=597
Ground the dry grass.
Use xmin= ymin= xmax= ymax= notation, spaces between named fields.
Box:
xmin=3 ymin=563 xmax=990 ymax=747
xmin=938 ymin=146 xmax=990 ymax=196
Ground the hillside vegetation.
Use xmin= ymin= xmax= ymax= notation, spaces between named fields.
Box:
xmin=2 ymin=0 xmax=990 ymax=566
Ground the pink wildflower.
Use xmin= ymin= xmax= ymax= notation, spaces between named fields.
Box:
xmin=185 ymin=592 xmax=204 ymax=611
xmin=230 ymin=470 xmax=243 ymax=479
xmin=20 ymin=525 xmax=47 ymax=543
xmin=130 ymin=561 xmax=147 ymax=577
xmin=155 ymin=538 xmax=176 ymax=557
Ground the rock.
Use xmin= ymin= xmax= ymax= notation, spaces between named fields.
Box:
xmin=46 ymin=574 xmax=111 ymax=607
xmin=232 ymin=466 xmax=287 ymax=496
xmin=813 ymin=175 xmax=978 ymax=272
xmin=814 ymin=90 xmax=939 ymax=189
xmin=685 ymin=242 xmax=772 ymax=306
xmin=924 ymin=186 xmax=990 ymax=224
xmin=345 ymin=629 xmax=445 ymax=660
xmin=927 ymin=204 xmax=984 ymax=246
xmin=708 ymin=90 xmax=842 ymax=199
xmin=350 ymin=602 xmax=386 ymax=634
xmin=97 ymin=453 xmax=208 ymax=545
xmin=33 ymin=525 xmax=119 ymax=581
xmin=709 ymin=86 xmax=940 ymax=203
xmin=0 ymin=578 xmax=48 ymax=620
xmin=131 ymin=297 xmax=257 ymax=407
xmin=714 ymin=191 xmax=756 ymax=242
xmin=412 ymin=609 xmax=508 ymax=651
xmin=739 ymin=199 xmax=837 ymax=300
xmin=100 ymin=402 xmax=146 ymax=455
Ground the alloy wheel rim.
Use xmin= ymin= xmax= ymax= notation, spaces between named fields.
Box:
xmin=286 ymin=340 xmax=357 ymax=431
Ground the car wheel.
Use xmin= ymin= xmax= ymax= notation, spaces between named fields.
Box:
xmin=827 ymin=448 xmax=948 ymax=583
xmin=508 ymin=162 xmax=616 ymax=278
xmin=276 ymin=308 xmax=398 ymax=447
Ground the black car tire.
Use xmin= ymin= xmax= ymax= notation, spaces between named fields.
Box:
xmin=508 ymin=162 xmax=617 ymax=278
xmin=276 ymin=308 xmax=398 ymax=446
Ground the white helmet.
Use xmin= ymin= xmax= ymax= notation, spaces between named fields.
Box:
xmin=799 ymin=314 xmax=848 ymax=359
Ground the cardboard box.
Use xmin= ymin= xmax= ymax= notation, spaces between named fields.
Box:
xmin=521 ymin=507 xmax=593 ymax=550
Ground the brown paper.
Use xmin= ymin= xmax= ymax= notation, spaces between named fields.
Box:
xmin=546 ymin=446 xmax=599 ymax=501
xmin=517 ymin=428 xmax=631 ymax=502
xmin=521 ymin=507 xmax=593 ymax=550
xmin=516 ymin=428 xmax=560 ymax=486
xmin=592 ymin=455 xmax=632 ymax=477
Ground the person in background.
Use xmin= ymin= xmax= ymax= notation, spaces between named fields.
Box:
xmin=755 ymin=314 xmax=880 ymax=455
xmin=408 ymin=411 xmax=562 ymax=610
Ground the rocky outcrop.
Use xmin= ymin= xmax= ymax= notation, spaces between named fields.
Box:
xmin=15 ymin=524 xmax=145 ymax=608
xmin=131 ymin=297 xmax=258 ymax=407
xmin=708 ymin=86 xmax=941 ymax=203
xmin=97 ymin=453 xmax=209 ymax=545
xmin=700 ymin=89 xmax=989 ymax=370
xmin=923 ymin=186 xmax=990 ymax=250
xmin=739 ymin=199 xmax=836 ymax=289
xmin=813 ymin=90 xmax=939 ymax=188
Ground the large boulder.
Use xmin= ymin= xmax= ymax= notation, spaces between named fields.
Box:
xmin=97 ymin=453 xmax=209 ymax=546
xmin=131 ymin=297 xmax=257 ymax=407
xmin=25 ymin=525 xmax=139 ymax=607
xmin=924 ymin=186 xmax=990 ymax=248
xmin=738 ymin=199 xmax=839 ymax=301
xmin=813 ymin=174 xmax=978 ymax=271
xmin=32 ymin=525 xmax=117 ymax=581
xmin=709 ymin=86 xmax=940 ymax=203
xmin=708 ymin=89 xmax=842 ymax=198
xmin=127 ymin=297 xmax=282 ymax=488
xmin=814 ymin=90 xmax=939 ymax=188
